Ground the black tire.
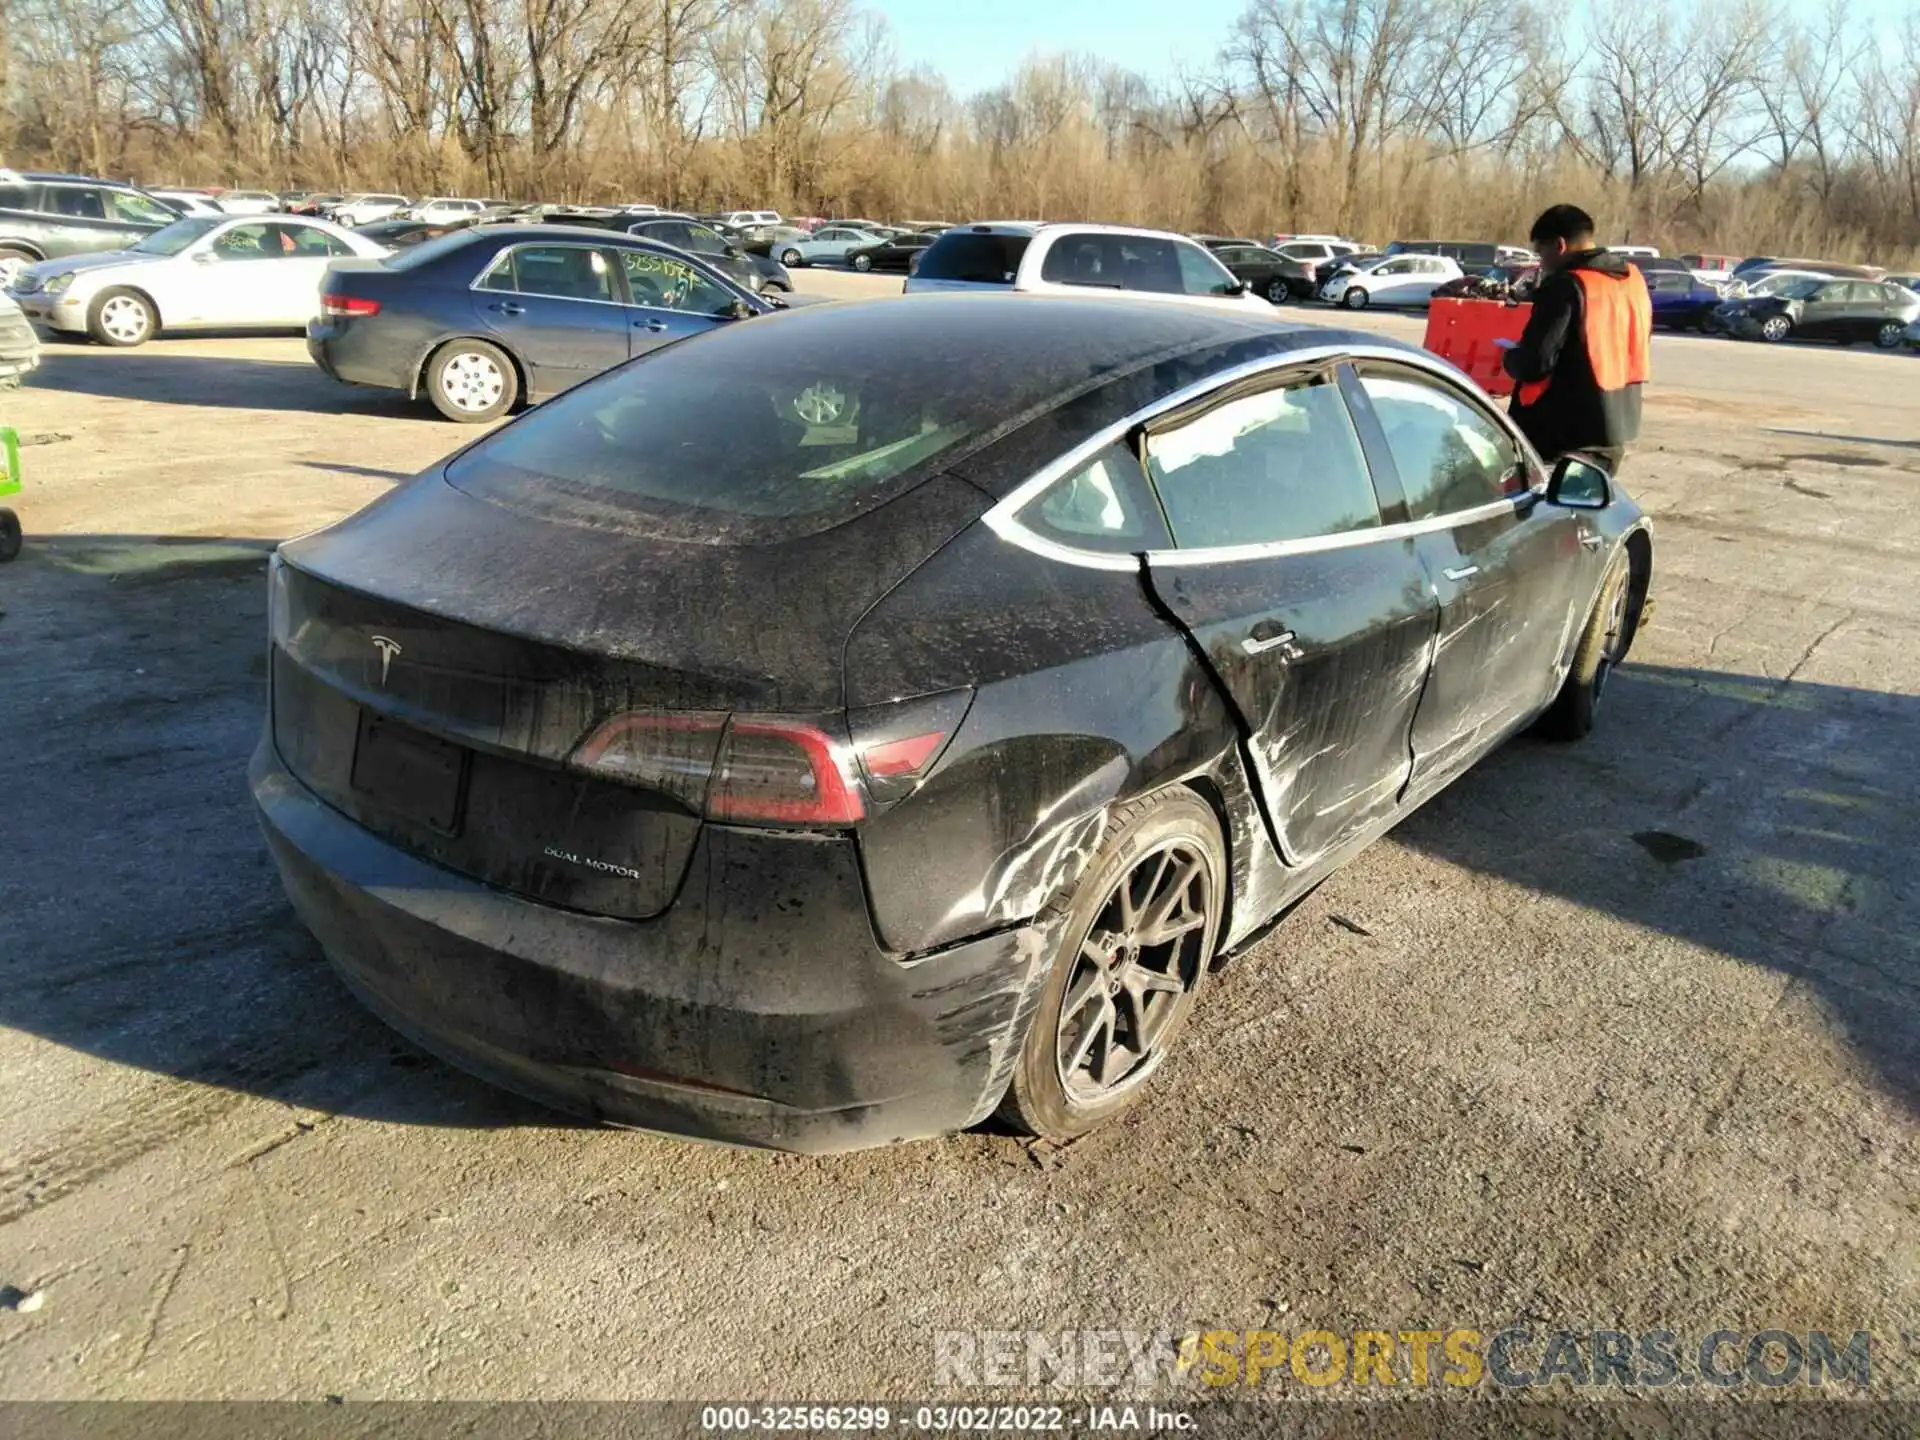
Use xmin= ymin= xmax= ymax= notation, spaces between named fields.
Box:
xmin=1758 ymin=314 xmax=1792 ymax=343
xmin=1343 ymin=286 xmax=1369 ymax=310
xmin=0 ymin=247 xmax=37 ymax=290
xmin=1537 ymin=551 xmax=1632 ymax=742
xmin=87 ymin=287 xmax=158 ymax=347
xmin=425 ymin=339 xmax=518 ymax=423
xmin=1265 ymin=278 xmax=1289 ymax=305
xmin=780 ymin=248 xmax=803 ymax=267
xmin=996 ymin=789 xmax=1224 ymax=1142
xmin=1875 ymin=320 xmax=1904 ymax=349
xmin=851 ymin=253 xmax=873 ymax=272
xmin=0 ymin=508 xmax=20 ymax=563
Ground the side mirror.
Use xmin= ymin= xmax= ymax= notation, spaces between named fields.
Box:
xmin=1224 ymin=279 xmax=1248 ymax=296
xmin=728 ymin=298 xmax=757 ymax=320
xmin=1548 ymin=453 xmax=1613 ymax=509
xmin=191 ymin=249 xmax=219 ymax=264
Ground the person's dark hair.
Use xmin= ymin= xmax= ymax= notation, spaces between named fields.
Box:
xmin=1529 ymin=204 xmax=1595 ymax=247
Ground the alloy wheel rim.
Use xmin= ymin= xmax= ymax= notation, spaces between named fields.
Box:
xmin=782 ymin=250 xmax=800 ymax=266
xmin=1593 ymin=576 xmax=1629 ymax=704
xmin=1267 ymin=280 xmax=1286 ymax=302
xmin=441 ymin=352 xmax=504 ymax=412
xmin=1878 ymin=322 xmax=1902 ymax=348
xmin=1762 ymin=316 xmax=1789 ymax=341
xmin=101 ymin=296 xmax=149 ymax=341
xmin=1055 ymin=841 xmax=1212 ymax=1103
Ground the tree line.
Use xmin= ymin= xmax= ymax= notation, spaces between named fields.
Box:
xmin=5 ymin=0 xmax=1918 ymax=260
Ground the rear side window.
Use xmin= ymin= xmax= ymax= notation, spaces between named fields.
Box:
xmin=1015 ymin=444 xmax=1170 ymax=554
xmin=1042 ymin=233 xmax=1183 ymax=294
xmin=915 ymin=232 xmax=1029 ymax=284
xmin=1144 ymin=379 xmax=1382 ymax=549
xmin=48 ymin=187 xmax=106 ymax=219
xmin=481 ymin=244 xmax=616 ymax=301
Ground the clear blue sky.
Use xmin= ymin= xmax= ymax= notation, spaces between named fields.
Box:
xmin=881 ymin=0 xmax=1250 ymax=96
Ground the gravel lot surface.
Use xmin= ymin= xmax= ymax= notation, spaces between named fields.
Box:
xmin=1 ymin=268 xmax=1915 ymax=1406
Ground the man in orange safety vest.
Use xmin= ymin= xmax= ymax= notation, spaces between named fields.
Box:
xmin=1501 ymin=204 xmax=1652 ymax=474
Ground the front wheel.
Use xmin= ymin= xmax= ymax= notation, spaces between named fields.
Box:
xmin=1537 ymin=552 xmax=1632 ymax=742
xmin=780 ymin=248 xmax=803 ymax=267
xmin=89 ymin=288 xmax=158 ymax=346
xmin=1876 ymin=320 xmax=1905 ymax=349
xmin=995 ymin=789 xmax=1224 ymax=1142
xmin=1343 ymin=286 xmax=1370 ymax=310
xmin=425 ymin=339 xmax=518 ymax=423
xmin=1759 ymin=314 xmax=1792 ymax=343
xmin=851 ymin=253 xmax=873 ymax=272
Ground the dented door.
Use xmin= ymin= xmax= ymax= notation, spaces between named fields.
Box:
xmin=1135 ymin=371 xmax=1439 ymax=865
xmin=1145 ymin=544 xmax=1437 ymax=863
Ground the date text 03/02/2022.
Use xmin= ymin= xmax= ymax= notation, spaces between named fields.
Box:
xmin=699 ymin=1404 xmax=1195 ymax=1431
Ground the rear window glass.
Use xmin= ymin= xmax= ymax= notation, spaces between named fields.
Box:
xmin=914 ymin=232 xmax=1029 ymax=284
xmin=448 ymin=332 xmax=1001 ymax=539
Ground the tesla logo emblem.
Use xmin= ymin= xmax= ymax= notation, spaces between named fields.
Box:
xmin=370 ymin=635 xmax=402 ymax=685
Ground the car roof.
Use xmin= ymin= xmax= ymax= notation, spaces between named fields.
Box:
xmin=949 ymin=221 xmax=1210 ymax=244
xmin=675 ymin=293 xmax=1418 ymax=426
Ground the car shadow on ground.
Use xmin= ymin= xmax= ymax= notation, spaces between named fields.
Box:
xmin=2 ymin=537 xmax=1915 ymax=1145
xmin=1394 ymin=661 xmax=1920 ymax=1113
xmin=0 ymin=535 xmax=565 ymax=1145
xmin=22 ymin=349 xmax=438 ymax=418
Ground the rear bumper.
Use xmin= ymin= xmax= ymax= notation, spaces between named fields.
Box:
xmin=306 ymin=319 xmax=413 ymax=391
xmin=251 ymin=737 xmax=1051 ymax=1152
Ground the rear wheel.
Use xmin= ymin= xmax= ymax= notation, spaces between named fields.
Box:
xmin=1538 ymin=552 xmax=1631 ymax=742
xmin=88 ymin=288 xmax=157 ymax=346
xmin=1759 ymin=314 xmax=1792 ymax=343
xmin=1876 ymin=320 xmax=1905 ymax=349
xmin=1265 ymin=278 xmax=1289 ymax=305
xmin=426 ymin=339 xmax=517 ymax=423
xmin=1343 ymin=286 xmax=1370 ymax=310
xmin=996 ymin=789 xmax=1223 ymax=1142
xmin=0 ymin=509 xmax=20 ymax=563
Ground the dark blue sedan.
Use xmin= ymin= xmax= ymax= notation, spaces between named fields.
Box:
xmin=308 ymin=224 xmax=778 ymax=421
xmin=1642 ymin=267 xmax=1725 ymax=330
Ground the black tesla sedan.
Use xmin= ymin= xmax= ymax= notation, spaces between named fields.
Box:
xmin=307 ymin=224 xmax=776 ymax=421
xmin=255 ymin=295 xmax=1653 ymax=1153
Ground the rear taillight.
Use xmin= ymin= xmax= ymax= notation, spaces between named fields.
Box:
xmin=709 ymin=720 xmax=863 ymax=824
xmin=569 ymin=690 xmax=972 ymax=826
xmin=321 ymin=293 xmax=380 ymax=317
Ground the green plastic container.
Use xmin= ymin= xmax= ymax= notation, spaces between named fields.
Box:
xmin=0 ymin=425 xmax=18 ymax=499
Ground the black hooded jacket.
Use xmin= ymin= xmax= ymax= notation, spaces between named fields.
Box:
xmin=1502 ymin=249 xmax=1648 ymax=460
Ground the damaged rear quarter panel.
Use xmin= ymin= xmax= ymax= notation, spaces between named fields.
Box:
xmin=846 ymin=523 xmax=1247 ymax=955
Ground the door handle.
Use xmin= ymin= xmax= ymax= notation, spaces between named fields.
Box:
xmin=488 ymin=301 xmax=525 ymax=316
xmin=1579 ymin=532 xmax=1604 ymax=549
xmin=1241 ymin=627 xmax=1297 ymax=656
xmin=635 ymin=319 xmax=670 ymax=332
xmin=1443 ymin=564 xmax=1481 ymax=581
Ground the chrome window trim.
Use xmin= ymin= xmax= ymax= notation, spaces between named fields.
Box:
xmin=983 ymin=341 xmax=1542 ymax=570
xmin=467 ymin=241 xmax=628 ymax=307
